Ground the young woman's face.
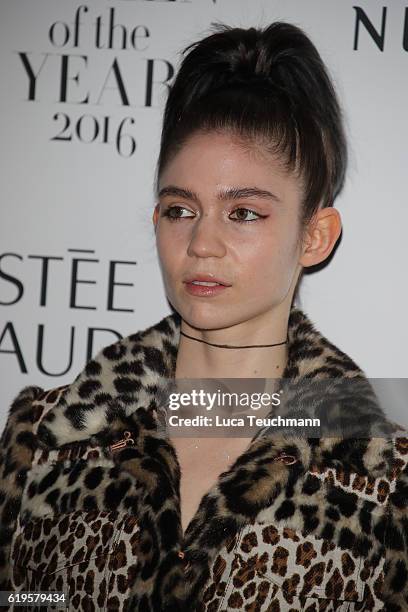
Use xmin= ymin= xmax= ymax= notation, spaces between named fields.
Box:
xmin=153 ymin=130 xmax=305 ymax=331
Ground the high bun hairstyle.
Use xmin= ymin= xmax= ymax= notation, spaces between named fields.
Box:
xmin=155 ymin=21 xmax=348 ymax=235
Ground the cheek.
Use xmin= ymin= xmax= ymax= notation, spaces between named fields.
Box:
xmin=156 ymin=229 xmax=182 ymax=275
xmin=156 ymin=226 xmax=171 ymax=258
xmin=239 ymin=233 xmax=298 ymax=284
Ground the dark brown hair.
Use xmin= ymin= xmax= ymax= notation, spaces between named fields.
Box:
xmin=155 ymin=21 xmax=347 ymax=236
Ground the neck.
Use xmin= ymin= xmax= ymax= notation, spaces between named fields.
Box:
xmin=175 ymin=307 xmax=289 ymax=379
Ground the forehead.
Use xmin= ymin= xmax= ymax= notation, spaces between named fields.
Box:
xmin=158 ymin=130 xmax=302 ymax=198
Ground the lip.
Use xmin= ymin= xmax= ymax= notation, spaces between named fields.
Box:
xmin=184 ymin=282 xmax=229 ymax=297
xmin=184 ymin=275 xmax=231 ymax=286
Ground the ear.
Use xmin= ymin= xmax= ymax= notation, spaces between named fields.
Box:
xmin=152 ymin=203 xmax=160 ymax=232
xmin=299 ymin=207 xmax=342 ymax=268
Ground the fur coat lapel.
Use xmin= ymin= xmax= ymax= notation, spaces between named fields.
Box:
xmin=35 ymin=303 xmax=400 ymax=609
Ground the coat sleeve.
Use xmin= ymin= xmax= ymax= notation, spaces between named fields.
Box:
xmin=0 ymin=385 xmax=43 ymax=591
xmin=383 ymin=434 xmax=408 ymax=611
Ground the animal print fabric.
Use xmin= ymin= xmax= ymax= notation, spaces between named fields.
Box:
xmin=2 ymin=305 xmax=408 ymax=611
xmin=201 ymin=522 xmax=381 ymax=611
xmin=8 ymin=387 xmax=140 ymax=611
xmin=7 ymin=388 xmax=399 ymax=611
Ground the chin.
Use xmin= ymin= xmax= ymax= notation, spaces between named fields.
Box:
xmin=178 ymin=303 xmax=245 ymax=332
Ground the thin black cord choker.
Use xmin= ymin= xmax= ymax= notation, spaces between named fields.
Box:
xmin=180 ymin=329 xmax=289 ymax=349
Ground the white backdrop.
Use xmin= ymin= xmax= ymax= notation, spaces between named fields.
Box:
xmin=1 ymin=0 xmax=407 ymax=430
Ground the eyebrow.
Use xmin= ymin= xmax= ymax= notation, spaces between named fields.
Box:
xmin=158 ymin=185 xmax=282 ymax=204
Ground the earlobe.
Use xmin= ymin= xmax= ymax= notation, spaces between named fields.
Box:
xmin=300 ymin=207 xmax=342 ymax=268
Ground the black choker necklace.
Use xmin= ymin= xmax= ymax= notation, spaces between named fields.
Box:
xmin=180 ymin=329 xmax=289 ymax=349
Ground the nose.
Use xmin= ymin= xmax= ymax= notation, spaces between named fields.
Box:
xmin=186 ymin=213 xmax=227 ymax=258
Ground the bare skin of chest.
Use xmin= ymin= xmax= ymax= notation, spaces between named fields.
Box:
xmin=171 ymin=437 xmax=250 ymax=534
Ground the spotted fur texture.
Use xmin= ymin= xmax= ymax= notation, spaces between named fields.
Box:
xmin=0 ymin=303 xmax=407 ymax=611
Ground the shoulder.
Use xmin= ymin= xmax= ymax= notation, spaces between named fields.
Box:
xmin=0 ymin=385 xmax=70 ymax=455
xmin=0 ymin=383 xmax=70 ymax=509
xmin=4 ymin=385 xmax=43 ymax=418
xmin=1 ymin=385 xmax=43 ymax=448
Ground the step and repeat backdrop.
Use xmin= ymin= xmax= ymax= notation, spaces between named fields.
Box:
xmin=1 ymin=1 xmax=407 ymax=428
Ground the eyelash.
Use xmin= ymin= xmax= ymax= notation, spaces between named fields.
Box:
xmin=161 ymin=206 xmax=267 ymax=224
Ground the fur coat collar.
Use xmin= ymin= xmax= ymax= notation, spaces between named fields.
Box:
xmin=37 ymin=302 xmax=395 ymax=475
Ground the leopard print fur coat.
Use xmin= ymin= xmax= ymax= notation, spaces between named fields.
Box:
xmin=0 ymin=303 xmax=407 ymax=611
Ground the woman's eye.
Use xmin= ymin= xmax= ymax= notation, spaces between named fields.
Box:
xmin=230 ymin=208 xmax=265 ymax=223
xmin=161 ymin=206 xmax=195 ymax=221
xmin=161 ymin=205 xmax=266 ymax=223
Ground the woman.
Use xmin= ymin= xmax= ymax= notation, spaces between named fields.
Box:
xmin=1 ymin=21 xmax=407 ymax=612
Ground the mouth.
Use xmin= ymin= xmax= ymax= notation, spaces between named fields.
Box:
xmin=189 ymin=281 xmax=225 ymax=287
xmin=183 ymin=279 xmax=230 ymax=297
xmin=184 ymin=276 xmax=231 ymax=287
